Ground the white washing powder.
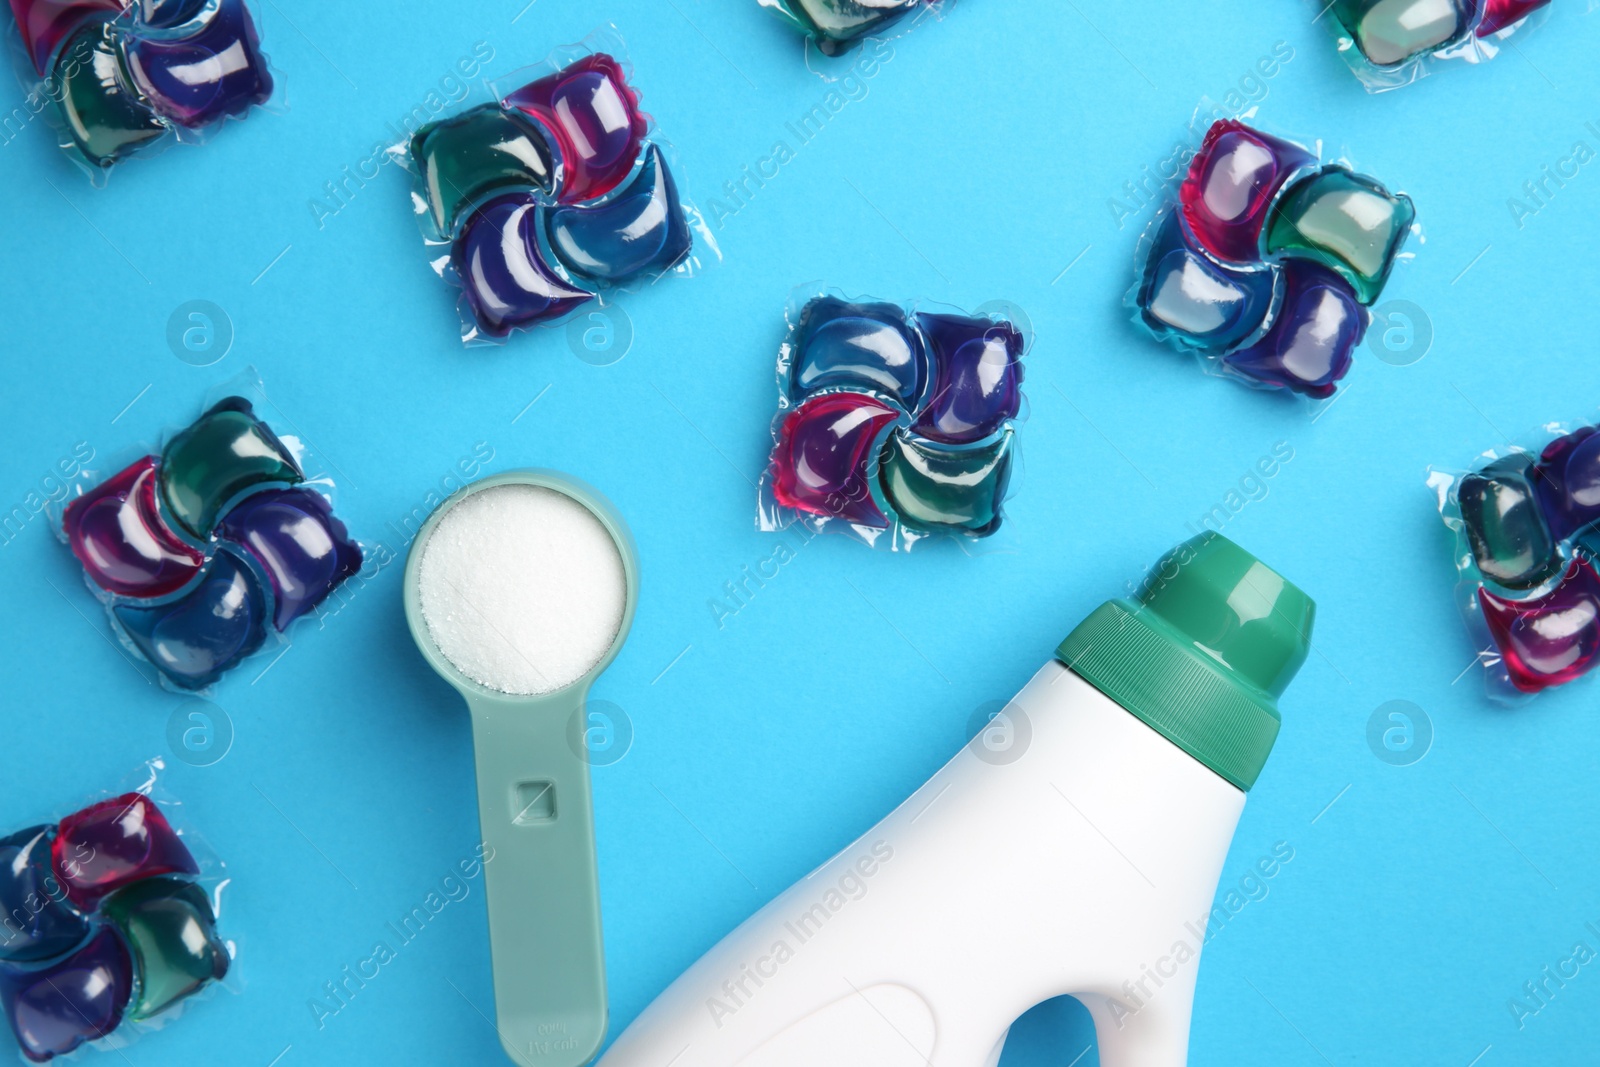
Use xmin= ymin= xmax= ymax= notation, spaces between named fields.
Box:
xmin=418 ymin=484 xmax=627 ymax=695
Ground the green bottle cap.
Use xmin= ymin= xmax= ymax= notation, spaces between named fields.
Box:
xmin=1056 ymin=533 xmax=1314 ymax=791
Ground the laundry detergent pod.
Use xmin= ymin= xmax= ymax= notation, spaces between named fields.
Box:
xmin=398 ymin=27 xmax=711 ymax=346
xmin=1130 ymin=117 xmax=1413 ymax=403
xmin=1432 ymin=417 xmax=1600 ymax=703
xmin=759 ymin=287 xmax=1028 ymax=550
xmin=54 ymin=373 xmax=364 ymax=694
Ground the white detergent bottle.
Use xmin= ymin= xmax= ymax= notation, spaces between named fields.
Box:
xmin=598 ymin=532 xmax=1315 ymax=1067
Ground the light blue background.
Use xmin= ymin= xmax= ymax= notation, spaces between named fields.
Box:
xmin=1 ymin=0 xmax=1598 ymax=1063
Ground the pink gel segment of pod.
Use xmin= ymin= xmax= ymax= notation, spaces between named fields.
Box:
xmin=1478 ymin=0 xmax=1549 ymax=35
xmin=501 ymin=54 xmax=648 ymax=205
xmin=1478 ymin=558 xmax=1600 ymax=693
xmin=1179 ymin=120 xmax=1315 ymax=265
xmin=8 ymin=0 xmax=125 ymax=74
xmin=63 ymin=456 xmax=205 ymax=599
xmin=770 ymin=392 xmax=899 ymax=528
xmin=52 ymin=794 xmax=198 ymax=908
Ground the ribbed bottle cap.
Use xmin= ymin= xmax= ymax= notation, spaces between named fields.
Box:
xmin=1055 ymin=533 xmax=1314 ymax=791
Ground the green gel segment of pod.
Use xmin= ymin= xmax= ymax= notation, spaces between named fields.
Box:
xmin=879 ymin=430 xmax=1013 ymax=535
xmin=777 ymin=0 xmax=920 ymax=55
xmin=1265 ymin=168 xmax=1415 ymax=305
xmin=1458 ymin=455 xmax=1561 ymax=591
xmin=159 ymin=398 xmax=303 ymax=538
xmin=101 ymin=877 xmax=229 ymax=1020
xmin=409 ymin=105 xmax=560 ymax=237
xmin=1332 ymin=0 xmax=1469 ymax=67
xmin=56 ymin=23 xmax=167 ymax=168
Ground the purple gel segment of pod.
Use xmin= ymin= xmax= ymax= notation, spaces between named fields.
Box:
xmin=52 ymin=793 xmax=199 ymax=908
xmin=1479 ymin=558 xmax=1600 ymax=693
xmin=124 ymin=0 xmax=273 ymax=128
xmin=452 ymin=193 xmax=595 ymax=338
xmin=0 ymin=828 xmax=88 ymax=965
xmin=1179 ymin=120 xmax=1315 ymax=265
xmin=63 ymin=456 xmax=205 ymax=599
xmin=502 ymin=53 xmax=648 ymax=205
xmin=1135 ymin=209 xmax=1277 ymax=351
xmin=137 ymin=0 xmax=207 ymax=26
xmin=112 ymin=548 xmax=269 ymax=691
xmin=770 ymin=392 xmax=899 ymax=528
xmin=910 ymin=313 xmax=1024 ymax=445
xmin=1532 ymin=426 xmax=1600 ymax=543
xmin=219 ymin=487 xmax=361 ymax=631
xmin=1222 ymin=262 xmax=1365 ymax=399
xmin=0 ymin=926 xmax=132 ymax=1062
xmin=789 ymin=296 xmax=927 ymax=407
xmin=7 ymin=0 xmax=124 ymax=74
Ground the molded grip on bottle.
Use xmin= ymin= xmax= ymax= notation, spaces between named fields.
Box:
xmin=467 ymin=687 xmax=606 ymax=1067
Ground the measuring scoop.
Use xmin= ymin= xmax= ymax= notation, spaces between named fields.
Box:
xmin=403 ymin=469 xmax=639 ymax=1067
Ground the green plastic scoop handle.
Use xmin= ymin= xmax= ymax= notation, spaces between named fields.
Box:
xmin=402 ymin=469 xmax=639 ymax=1067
